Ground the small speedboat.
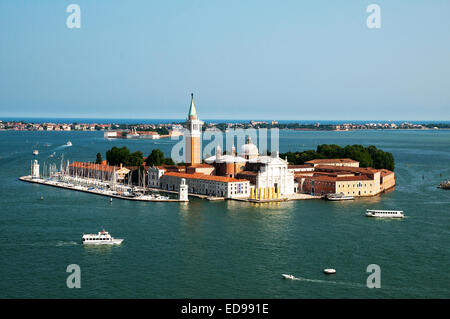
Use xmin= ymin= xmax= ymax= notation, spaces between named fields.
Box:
xmin=323 ymin=268 xmax=336 ymax=275
xmin=282 ymin=274 xmax=295 ymax=280
xmin=33 ymin=150 xmax=39 ymax=155
xmin=66 ymin=141 xmax=72 ymax=147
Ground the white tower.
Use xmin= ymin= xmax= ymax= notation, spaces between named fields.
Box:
xmin=179 ymin=178 xmax=189 ymax=201
xmin=31 ymin=160 xmax=40 ymax=178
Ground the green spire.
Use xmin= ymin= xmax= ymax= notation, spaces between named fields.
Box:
xmin=188 ymin=93 xmax=197 ymax=119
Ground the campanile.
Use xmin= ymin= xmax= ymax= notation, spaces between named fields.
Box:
xmin=185 ymin=93 xmax=203 ymax=165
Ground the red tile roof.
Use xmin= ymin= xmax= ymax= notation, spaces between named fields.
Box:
xmin=69 ymin=161 xmax=118 ymax=173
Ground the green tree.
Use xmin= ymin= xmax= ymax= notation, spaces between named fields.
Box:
xmin=128 ymin=151 xmax=144 ymax=167
xmin=145 ymin=149 xmax=165 ymax=166
xmin=95 ymin=152 xmax=103 ymax=164
xmin=164 ymin=157 xmax=175 ymax=165
xmin=281 ymin=144 xmax=394 ymax=170
xmin=106 ymin=146 xmax=130 ymax=166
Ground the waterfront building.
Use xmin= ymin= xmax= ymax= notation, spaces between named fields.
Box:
xmin=297 ymin=165 xmax=395 ymax=197
xmin=160 ymin=172 xmax=250 ymax=199
xmin=236 ymin=151 xmax=296 ymax=197
xmin=185 ymin=93 xmax=203 ymax=165
xmin=68 ymin=162 xmax=130 ymax=182
xmin=205 ymin=137 xmax=297 ymax=197
xmin=148 ymin=165 xmax=186 ymax=188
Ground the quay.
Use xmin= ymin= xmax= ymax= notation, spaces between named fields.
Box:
xmin=19 ymin=176 xmax=187 ymax=203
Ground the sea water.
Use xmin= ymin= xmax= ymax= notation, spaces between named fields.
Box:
xmin=0 ymin=129 xmax=449 ymax=298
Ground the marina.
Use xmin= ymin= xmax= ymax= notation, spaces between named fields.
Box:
xmin=20 ymin=175 xmax=185 ymax=202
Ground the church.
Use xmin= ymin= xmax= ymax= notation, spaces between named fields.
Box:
xmin=149 ymin=93 xmax=297 ymax=200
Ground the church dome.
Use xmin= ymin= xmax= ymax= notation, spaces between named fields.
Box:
xmin=239 ymin=136 xmax=259 ymax=159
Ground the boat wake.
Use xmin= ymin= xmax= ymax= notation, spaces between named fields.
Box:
xmin=288 ymin=275 xmax=366 ymax=288
xmin=55 ymin=240 xmax=79 ymax=247
xmin=0 ymin=241 xmax=79 ymax=247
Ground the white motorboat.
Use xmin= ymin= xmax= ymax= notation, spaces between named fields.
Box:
xmin=82 ymin=230 xmax=123 ymax=245
xmin=324 ymin=268 xmax=336 ymax=275
xmin=326 ymin=193 xmax=355 ymax=201
xmin=33 ymin=150 xmax=39 ymax=156
xmin=366 ymin=209 xmax=404 ymax=218
xmin=282 ymin=274 xmax=295 ymax=280
xmin=66 ymin=141 xmax=72 ymax=147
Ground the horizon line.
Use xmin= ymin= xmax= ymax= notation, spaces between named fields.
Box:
xmin=1 ymin=116 xmax=449 ymax=123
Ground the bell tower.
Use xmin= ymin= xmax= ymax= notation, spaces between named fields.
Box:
xmin=185 ymin=93 xmax=203 ymax=165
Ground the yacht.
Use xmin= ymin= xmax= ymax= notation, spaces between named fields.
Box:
xmin=82 ymin=230 xmax=123 ymax=245
xmin=66 ymin=141 xmax=72 ymax=147
xmin=366 ymin=209 xmax=404 ymax=218
xmin=282 ymin=274 xmax=295 ymax=280
xmin=326 ymin=193 xmax=355 ymax=201
xmin=134 ymin=193 xmax=170 ymax=201
xmin=33 ymin=150 xmax=39 ymax=156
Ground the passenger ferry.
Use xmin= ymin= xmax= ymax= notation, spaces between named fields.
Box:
xmin=326 ymin=193 xmax=355 ymax=201
xmin=365 ymin=209 xmax=404 ymax=218
xmin=82 ymin=230 xmax=123 ymax=245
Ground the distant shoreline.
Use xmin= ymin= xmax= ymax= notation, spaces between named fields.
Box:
xmin=2 ymin=117 xmax=450 ymax=133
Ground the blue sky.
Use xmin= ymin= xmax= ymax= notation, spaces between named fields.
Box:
xmin=0 ymin=0 xmax=449 ymax=120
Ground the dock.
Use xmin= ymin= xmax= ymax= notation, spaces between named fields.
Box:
xmin=19 ymin=176 xmax=187 ymax=203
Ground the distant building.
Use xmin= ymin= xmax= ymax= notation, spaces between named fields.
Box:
xmin=137 ymin=131 xmax=160 ymax=139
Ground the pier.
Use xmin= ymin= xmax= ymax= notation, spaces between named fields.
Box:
xmin=19 ymin=176 xmax=187 ymax=203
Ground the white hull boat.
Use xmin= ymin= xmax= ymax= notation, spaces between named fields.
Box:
xmin=323 ymin=268 xmax=336 ymax=275
xmin=326 ymin=193 xmax=354 ymax=201
xmin=82 ymin=230 xmax=123 ymax=245
xmin=282 ymin=274 xmax=295 ymax=280
xmin=366 ymin=209 xmax=404 ymax=218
